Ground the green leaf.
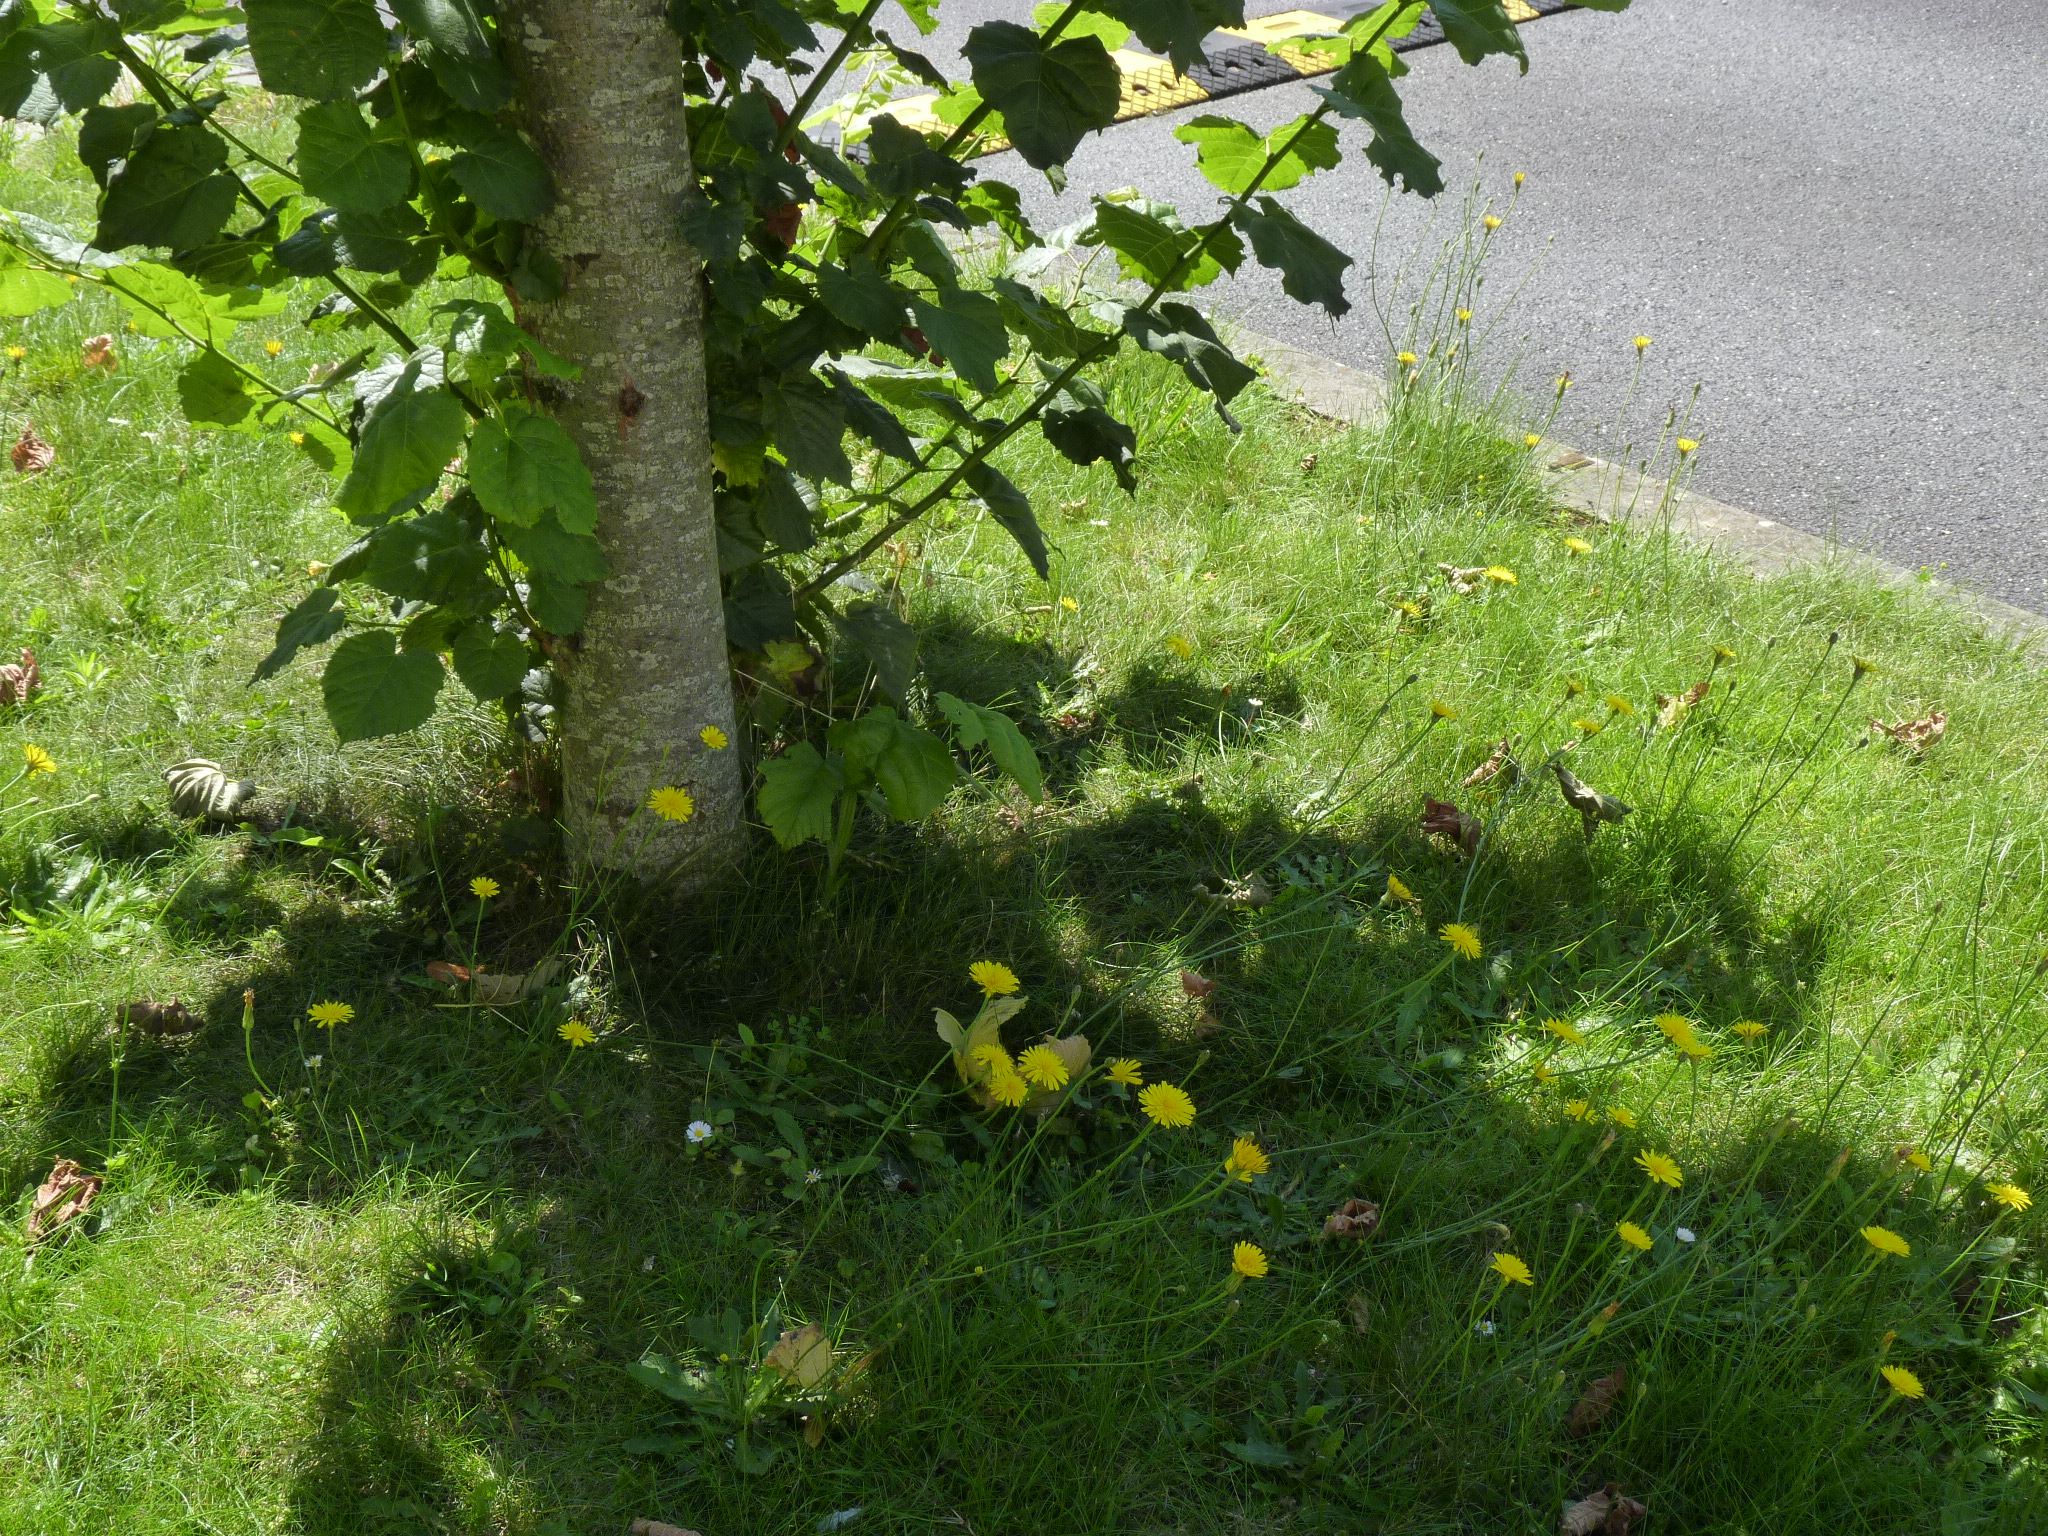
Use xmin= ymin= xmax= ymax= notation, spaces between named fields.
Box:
xmin=468 ymin=405 xmax=596 ymax=531
xmin=936 ymin=692 xmax=1044 ymax=802
xmin=829 ymin=602 xmax=918 ymax=705
xmin=1041 ymin=375 xmax=1136 ymax=491
xmin=450 ymin=621 xmax=528 ymax=699
xmin=1091 ymin=199 xmax=1228 ymax=291
xmin=525 ymin=571 xmax=586 ymax=634
xmin=252 ymin=586 xmax=344 ymax=681
xmin=292 ymin=418 xmax=353 ymax=475
xmin=863 ymin=114 xmax=972 ymax=200
xmin=909 ymin=287 xmax=1007 ymax=394
xmin=829 ymin=372 xmax=917 ymax=463
xmin=754 ymin=464 xmax=818 ymax=551
xmin=105 ymin=260 xmax=270 ymax=344
xmin=1120 ymin=300 xmax=1256 ymax=409
xmin=245 ymin=0 xmax=389 ymax=101
xmin=1089 ymin=0 xmax=1245 ymax=74
xmin=334 ymin=367 xmax=467 ymax=523
xmin=0 ymin=264 xmax=73 ymax=316
xmin=814 ymin=255 xmax=907 ymax=338
xmin=176 ymin=347 xmax=256 ymax=430
xmin=1232 ymin=196 xmax=1353 ymax=317
xmin=95 ymin=123 xmax=238 ymax=252
xmin=1176 ymin=113 xmax=1339 ymax=195
xmin=76 ymin=103 xmax=158 ymax=188
xmin=772 ymin=379 xmax=851 ymax=488
xmin=1318 ymin=53 xmax=1442 ymax=196
xmin=321 ymin=629 xmax=445 ymax=743
xmin=294 ymin=100 xmax=412 ymax=213
xmin=964 ymin=461 xmax=1048 ymax=579
xmin=757 ymin=742 xmax=844 ymax=848
xmin=331 ymin=202 xmax=428 ymax=274
xmin=958 ymin=182 xmax=1039 ymax=248
xmin=1031 ymin=2 xmax=1130 ymax=49
xmin=1427 ymin=0 xmax=1526 ymax=72
xmin=830 ymin=707 xmax=956 ymax=822
xmin=0 ymin=22 xmax=120 ymax=125
xmin=498 ymin=514 xmax=607 ymax=584
xmin=445 ymin=120 xmax=553 ymax=221
xmin=433 ymin=297 xmax=578 ymax=381
xmin=391 ymin=0 xmax=511 ymax=112
xmin=963 ymin=21 xmax=1120 ymax=171
xmin=723 ymin=563 xmax=794 ymax=649
xmin=990 ymin=276 xmax=1081 ymax=359
xmin=358 ymin=507 xmax=494 ymax=604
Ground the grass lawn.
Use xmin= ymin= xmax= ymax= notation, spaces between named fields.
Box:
xmin=3 ymin=106 xmax=2048 ymax=1536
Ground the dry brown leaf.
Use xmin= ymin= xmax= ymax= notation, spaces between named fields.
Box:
xmin=1565 ymin=1364 xmax=1627 ymax=1437
xmin=765 ymin=1323 xmax=835 ymax=1390
xmin=1551 ymin=764 xmax=1632 ymax=842
xmin=1462 ymin=737 xmax=1521 ymax=790
xmin=1322 ymin=1197 xmax=1381 ymax=1241
xmin=1348 ymin=1292 xmax=1371 ymax=1335
xmin=164 ymin=758 xmax=257 ymax=822
xmin=1299 ymin=452 xmax=1319 ymax=476
xmin=425 ymin=960 xmax=473 ymax=985
xmin=1180 ymin=970 xmax=1216 ymax=999
xmin=1198 ymin=873 xmax=1273 ymax=909
xmin=118 ymin=998 xmax=202 ymax=1038
xmin=1653 ymin=679 xmax=1710 ymax=729
xmin=1560 ymin=1483 xmax=1646 ymax=1536
xmin=81 ymin=334 xmax=117 ymax=371
xmin=628 ymin=1522 xmax=704 ymax=1536
xmin=28 ymin=1158 xmax=101 ymax=1242
xmin=1437 ymin=562 xmax=1488 ymax=596
xmin=0 ymin=647 xmax=38 ymax=706
xmin=471 ymin=957 xmax=565 ymax=1005
xmin=12 ymin=424 xmax=54 ymax=474
xmin=1870 ymin=709 xmax=1947 ymax=753
xmin=1421 ymin=796 xmax=1481 ymax=856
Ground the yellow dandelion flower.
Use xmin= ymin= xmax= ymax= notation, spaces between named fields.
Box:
xmin=23 ymin=744 xmax=56 ymax=775
xmin=468 ymin=875 xmax=500 ymax=899
xmin=1903 ymin=1149 xmax=1933 ymax=1172
xmin=1604 ymin=696 xmax=1635 ymax=716
xmin=1572 ymin=718 xmax=1604 ymax=735
xmin=970 ymin=960 xmax=1020 ymax=997
xmin=699 ymin=725 xmax=729 ymax=750
xmin=1232 ymin=1241 xmax=1269 ymax=1278
xmin=1387 ymin=872 xmax=1416 ymax=903
xmin=1430 ymin=700 xmax=1458 ymax=720
xmin=1677 ymin=438 xmax=1699 ymax=455
xmin=5 ymin=345 xmax=24 ymax=359
xmin=1852 ymin=656 xmax=1877 ymax=679
xmin=1457 ymin=308 xmax=1473 ymax=323
xmin=1166 ymin=634 xmax=1194 ymax=660
xmin=1714 ymin=645 xmax=1737 ymax=663
xmin=1986 ymin=1182 xmax=2032 ymax=1212
xmin=1881 ymin=1364 xmax=1925 ymax=1399
xmin=1397 ymin=350 xmax=1417 ymax=366
xmin=289 ymin=431 xmax=305 ymax=446
xmin=1533 ymin=1062 xmax=1557 ymax=1083
xmin=1525 ymin=432 xmax=1542 ymax=448
xmin=1513 ymin=170 xmax=1526 ymax=186
xmin=1633 ymin=335 xmax=1652 ymax=352
xmin=1483 ymin=214 xmax=1502 ymax=230
xmin=970 ymin=1042 xmax=1015 ymax=1077
xmin=1860 ymin=1226 xmax=1911 ymax=1258
xmin=1676 ymin=1036 xmax=1714 ymax=1061
xmin=1017 ymin=1044 xmax=1070 ymax=1090
xmin=1138 ymin=1081 xmax=1196 ymax=1128
xmin=1484 ymin=566 xmax=1517 ymax=585
xmin=308 ymin=1000 xmax=354 ymax=1029
xmin=1616 ymin=1221 xmax=1653 ymax=1251
xmin=558 ymin=1019 xmax=596 ymax=1048
xmin=1636 ymin=1149 xmax=1682 ymax=1188
xmin=1060 ymin=596 xmax=1078 ymax=612
xmin=1607 ymin=1105 xmax=1637 ymax=1129
xmin=1489 ymin=1252 xmax=1533 ymax=1285
xmin=1106 ymin=1058 xmax=1143 ymax=1086
xmin=1654 ymin=1012 xmax=1698 ymax=1048
xmin=1565 ymin=678 xmax=1585 ymax=696
xmin=1564 ymin=1099 xmax=1591 ymax=1121
xmin=1440 ymin=923 xmax=1482 ymax=961
xmin=1564 ymin=535 xmax=1594 ymax=555
xmin=1224 ymin=1136 xmax=1270 ymax=1182
xmin=1544 ymin=1018 xmax=1586 ymax=1046
xmin=1731 ymin=1021 xmax=1769 ymax=1040
xmin=647 ymin=785 xmax=695 ymax=822
xmin=988 ymin=1071 xmax=1028 ymax=1108
xmin=265 ymin=339 xmax=283 ymax=356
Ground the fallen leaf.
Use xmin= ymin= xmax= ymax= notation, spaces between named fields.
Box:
xmin=81 ymin=334 xmax=117 ymax=371
xmin=12 ymin=423 xmax=54 ymax=474
xmin=1551 ymin=764 xmax=1632 ymax=842
xmin=766 ymin=1323 xmax=835 ymax=1390
xmin=117 ymin=998 xmax=202 ymax=1038
xmin=936 ymin=994 xmax=1029 ymax=1106
xmin=0 ymin=646 xmax=38 ymax=706
xmin=163 ymin=758 xmax=257 ymax=822
xmin=628 ymin=1523 xmax=704 ymax=1536
xmin=1299 ymin=452 xmax=1319 ymax=475
xmin=1197 ymin=873 xmax=1273 ymax=909
xmin=1348 ymin=1292 xmax=1371 ymax=1335
xmin=425 ymin=960 xmax=473 ymax=985
xmin=1560 ymin=1483 xmax=1646 ymax=1536
xmin=1565 ymin=1364 xmax=1627 ymax=1437
xmin=1421 ymin=796 xmax=1481 ymax=856
xmin=1550 ymin=449 xmax=1594 ymax=471
xmin=1180 ymin=970 xmax=1216 ymax=999
xmin=1437 ymin=562 xmax=1489 ymax=596
xmin=1870 ymin=709 xmax=1946 ymax=753
xmin=1322 ymin=1197 xmax=1381 ymax=1241
xmin=1462 ymin=737 xmax=1521 ymax=790
xmin=28 ymin=1158 xmax=102 ymax=1242
xmin=1653 ymin=679 xmax=1709 ymax=729
xmin=471 ymin=957 xmax=565 ymax=1004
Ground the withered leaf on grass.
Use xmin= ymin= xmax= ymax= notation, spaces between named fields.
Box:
xmin=12 ymin=424 xmax=54 ymax=474
xmin=81 ymin=334 xmax=117 ymax=372
xmin=1870 ymin=709 xmax=1946 ymax=753
xmin=1565 ymin=1363 xmax=1627 ymax=1437
xmin=0 ymin=647 xmax=38 ymax=706
xmin=765 ymin=1323 xmax=835 ymax=1391
xmin=1654 ymin=679 xmax=1709 ymax=729
xmin=117 ymin=998 xmax=202 ymax=1038
xmin=1560 ymin=1483 xmax=1647 ymax=1536
xmin=1197 ymin=873 xmax=1274 ymax=909
xmin=627 ymin=1523 xmax=704 ymax=1536
xmin=1437 ymin=562 xmax=1488 ymax=596
xmin=1463 ymin=737 xmax=1521 ymax=790
xmin=1180 ymin=970 xmax=1216 ymax=999
xmin=425 ymin=960 xmax=472 ymax=985
xmin=28 ymin=1158 xmax=102 ymax=1242
xmin=164 ymin=759 xmax=257 ymax=822
xmin=1348 ymin=1292 xmax=1371 ymax=1335
xmin=1551 ymin=764 xmax=1632 ymax=842
xmin=936 ymin=993 xmax=1029 ymax=1105
xmin=1421 ymin=796 xmax=1481 ymax=856
xmin=472 ymin=958 xmax=565 ymax=1005
xmin=1322 ymin=1198 xmax=1381 ymax=1241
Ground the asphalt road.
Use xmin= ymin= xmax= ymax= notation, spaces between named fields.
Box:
xmin=855 ymin=0 xmax=2048 ymax=612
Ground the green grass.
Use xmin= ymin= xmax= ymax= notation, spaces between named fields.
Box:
xmin=4 ymin=112 xmax=2048 ymax=1535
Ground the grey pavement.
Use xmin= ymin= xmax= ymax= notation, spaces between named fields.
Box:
xmin=855 ymin=0 xmax=2048 ymax=611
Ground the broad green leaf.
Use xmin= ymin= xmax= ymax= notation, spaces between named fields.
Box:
xmin=294 ymin=100 xmax=412 ymax=212
xmin=95 ymin=123 xmax=238 ymax=252
xmin=754 ymin=464 xmax=818 ymax=550
xmin=1041 ymin=374 xmax=1136 ymax=490
xmin=245 ymin=0 xmax=388 ymax=100
xmin=1090 ymin=0 xmax=1245 ymax=73
xmin=936 ymin=692 xmax=1044 ymax=802
xmin=0 ymin=21 xmax=120 ymax=125
xmin=958 ymin=182 xmax=1039 ymax=248
xmin=292 ymin=417 xmax=353 ymax=475
xmin=1121 ymin=300 xmax=1256 ymax=407
xmin=910 ymin=287 xmax=1007 ymax=394
xmin=105 ymin=261 xmax=267 ymax=344
xmin=991 ymin=276 xmax=1081 ymax=359
xmin=525 ymin=571 xmax=587 ymax=634
xmin=723 ymin=563 xmax=794 ymax=649
xmin=1091 ymin=199 xmax=1229 ymax=291
xmin=252 ymin=586 xmax=344 ymax=681
xmin=772 ymin=379 xmax=851 ymax=487
xmin=1031 ymin=2 xmax=1130 ymax=50
xmin=359 ymin=507 xmax=494 ymax=604
xmin=468 ymin=405 xmax=596 ymax=531
xmin=433 ymin=297 xmax=578 ymax=381
xmin=864 ymin=114 xmax=972 ymax=200
xmin=76 ymin=102 xmax=158 ymax=188
xmin=1427 ymin=0 xmax=1526 ymax=72
xmin=1232 ymin=196 xmax=1353 ymax=317
xmin=392 ymin=0 xmax=512 ymax=112
xmin=964 ymin=461 xmax=1048 ymax=579
xmin=758 ymin=742 xmax=844 ymax=848
xmin=829 ymin=373 xmax=917 ymax=463
xmin=334 ymin=372 xmax=466 ymax=523
xmin=815 ymin=255 xmax=907 ymax=338
xmin=498 ymin=513 xmax=607 ymax=584
xmin=0 ymin=264 xmax=72 ymax=315
xmin=830 ymin=601 xmax=918 ymax=704
xmin=1176 ymin=113 xmax=1340 ymax=194
xmin=830 ymin=707 xmax=956 ymax=821
xmin=176 ymin=347 xmax=256 ymax=430
xmin=332 ymin=201 xmax=428 ymax=273
xmin=963 ymin=21 xmax=1120 ymax=171
xmin=450 ymin=621 xmax=528 ymax=699
xmin=1318 ymin=53 xmax=1442 ymax=195
xmin=322 ymin=629 xmax=445 ymax=743
xmin=446 ymin=120 xmax=553 ymax=221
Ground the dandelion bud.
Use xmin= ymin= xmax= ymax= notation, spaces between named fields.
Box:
xmin=1825 ymin=1146 xmax=1853 ymax=1182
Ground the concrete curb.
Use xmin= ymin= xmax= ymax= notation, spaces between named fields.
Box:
xmin=1240 ymin=329 xmax=2047 ymax=660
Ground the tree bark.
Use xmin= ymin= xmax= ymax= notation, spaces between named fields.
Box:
xmin=500 ymin=0 xmax=742 ymax=880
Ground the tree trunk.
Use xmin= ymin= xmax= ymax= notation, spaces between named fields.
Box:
xmin=500 ymin=0 xmax=742 ymax=880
